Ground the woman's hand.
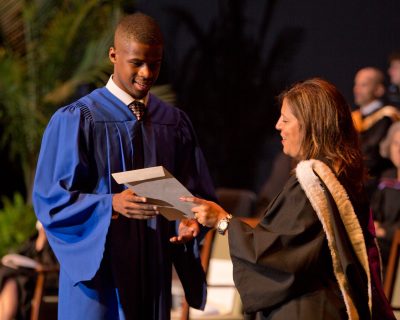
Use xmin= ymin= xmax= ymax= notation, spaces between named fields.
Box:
xmin=180 ymin=196 xmax=229 ymax=228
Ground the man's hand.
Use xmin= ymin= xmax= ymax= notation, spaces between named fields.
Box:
xmin=112 ymin=189 xmax=159 ymax=219
xmin=170 ymin=219 xmax=200 ymax=244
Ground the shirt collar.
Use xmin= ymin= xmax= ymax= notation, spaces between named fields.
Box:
xmin=106 ymin=75 xmax=148 ymax=106
xmin=360 ymin=99 xmax=383 ymax=116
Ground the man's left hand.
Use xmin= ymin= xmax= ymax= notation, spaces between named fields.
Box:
xmin=170 ymin=219 xmax=200 ymax=244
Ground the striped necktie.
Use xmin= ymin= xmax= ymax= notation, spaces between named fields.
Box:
xmin=128 ymin=101 xmax=146 ymax=121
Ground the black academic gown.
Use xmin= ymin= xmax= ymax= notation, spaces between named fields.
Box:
xmin=370 ymin=168 xmax=400 ymax=266
xmin=360 ymin=113 xmax=393 ymax=195
xmin=228 ymin=175 xmax=348 ymax=320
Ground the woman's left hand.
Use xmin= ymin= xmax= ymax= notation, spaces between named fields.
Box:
xmin=179 ymin=196 xmax=229 ymax=228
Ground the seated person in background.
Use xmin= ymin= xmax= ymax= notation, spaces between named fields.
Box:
xmin=371 ymin=121 xmax=400 ymax=270
xmin=387 ymin=50 xmax=400 ymax=108
xmin=182 ymin=78 xmax=395 ymax=319
xmin=0 ymin=221 xmax=58 ymax=320
xmin=351 ymin=67 xmax=400 ymax=195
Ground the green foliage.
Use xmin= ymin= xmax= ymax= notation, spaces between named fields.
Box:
xmin=0 ymin=193 xmax=37 ymax=257
xmin=0 ymin=0 xmax=125 ymax=200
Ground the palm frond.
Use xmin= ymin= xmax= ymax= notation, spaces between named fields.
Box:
xmin=0 ymin=0 xmax=24 ymax=53
xmin=0 ymin=0 xmax=125 ymax=198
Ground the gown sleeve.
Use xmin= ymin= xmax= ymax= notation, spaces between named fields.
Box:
xmin=228 ymin=177 xmax=329 ymax=313
xmin=32 ymin=104 xmax=112 ymax=285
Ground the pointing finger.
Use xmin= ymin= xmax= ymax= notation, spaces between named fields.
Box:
xmin=179 ymin=196 xmax=205 ymax=204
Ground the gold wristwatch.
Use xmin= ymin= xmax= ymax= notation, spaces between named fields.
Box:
xmin=216 ymin=214 xmax=233 ymax=235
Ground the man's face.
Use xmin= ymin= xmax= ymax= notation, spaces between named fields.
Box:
xmin=388 ymin=60 xmax=400 ymax=87
xmin=109 ymin=39 xmax=163 ymax=100
xmin=353 ymin=69 xmax=382 ymax=107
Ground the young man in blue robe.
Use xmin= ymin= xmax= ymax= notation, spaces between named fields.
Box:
xmin=32 ymin=13 xmax=215 ymax=320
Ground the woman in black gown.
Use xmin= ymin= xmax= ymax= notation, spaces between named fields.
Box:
xmin=182 ymin=78 xmax=395 ymax=320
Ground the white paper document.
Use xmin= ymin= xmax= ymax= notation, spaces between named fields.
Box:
xmin=112 ymin=166 xmax=195 ymax=221
xmin=1 ymin=253 xmax=39 ymax=269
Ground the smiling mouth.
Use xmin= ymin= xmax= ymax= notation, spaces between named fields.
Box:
xmin=134 ymin=80 xmax=152 ymax=91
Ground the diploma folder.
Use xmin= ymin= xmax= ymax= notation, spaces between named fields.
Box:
xmin=112 ymin=166 xmax=195 ymax=221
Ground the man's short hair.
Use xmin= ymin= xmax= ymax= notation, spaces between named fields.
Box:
xmin=115 ymin=12 xmax=163 ymax=46
xmin=357 ymin=67 xmax=385 ymax=85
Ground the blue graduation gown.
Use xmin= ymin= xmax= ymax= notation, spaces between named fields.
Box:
xmin=32 ymin=87 xmax=215 ymax=319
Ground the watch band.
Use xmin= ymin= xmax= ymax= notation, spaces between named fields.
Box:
xmin=217 ymin=213 xmax=233 ymax=235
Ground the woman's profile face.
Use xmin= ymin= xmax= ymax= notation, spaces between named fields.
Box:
xmin=276 ymin=98 xmax=303 ymax=159
xmin=390 ymin=130 xmax=400 ymax=169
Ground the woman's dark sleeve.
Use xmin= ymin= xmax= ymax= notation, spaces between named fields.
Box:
xmin=228 ymin=178 xmax=327 ymax=313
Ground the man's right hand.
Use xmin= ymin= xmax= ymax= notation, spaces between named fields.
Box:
xmin=112 ymin=189 xmax=159 ymax=219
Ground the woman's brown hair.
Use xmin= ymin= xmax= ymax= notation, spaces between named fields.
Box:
xmin=280 ymin=78 xmax=366 ymax=191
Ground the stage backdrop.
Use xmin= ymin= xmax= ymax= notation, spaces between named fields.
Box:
xmin=137 ymin=0 xmax=400 ymax=192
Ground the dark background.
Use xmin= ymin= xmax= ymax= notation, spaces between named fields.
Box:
xmin=2 ymin=0 xmax=400 ymax=199
xmin=136 ymin=0 xmax=400 ymax=191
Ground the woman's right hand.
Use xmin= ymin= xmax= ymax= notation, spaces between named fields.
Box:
xmin=180 ymin=196 xmax=230 ymax=228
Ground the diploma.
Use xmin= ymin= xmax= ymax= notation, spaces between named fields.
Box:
xmin=112 ymin=166 xmax=195 ymax=221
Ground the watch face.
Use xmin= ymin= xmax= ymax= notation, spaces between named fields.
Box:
xmin=219 ymin=220 xmax=228 ymax=230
